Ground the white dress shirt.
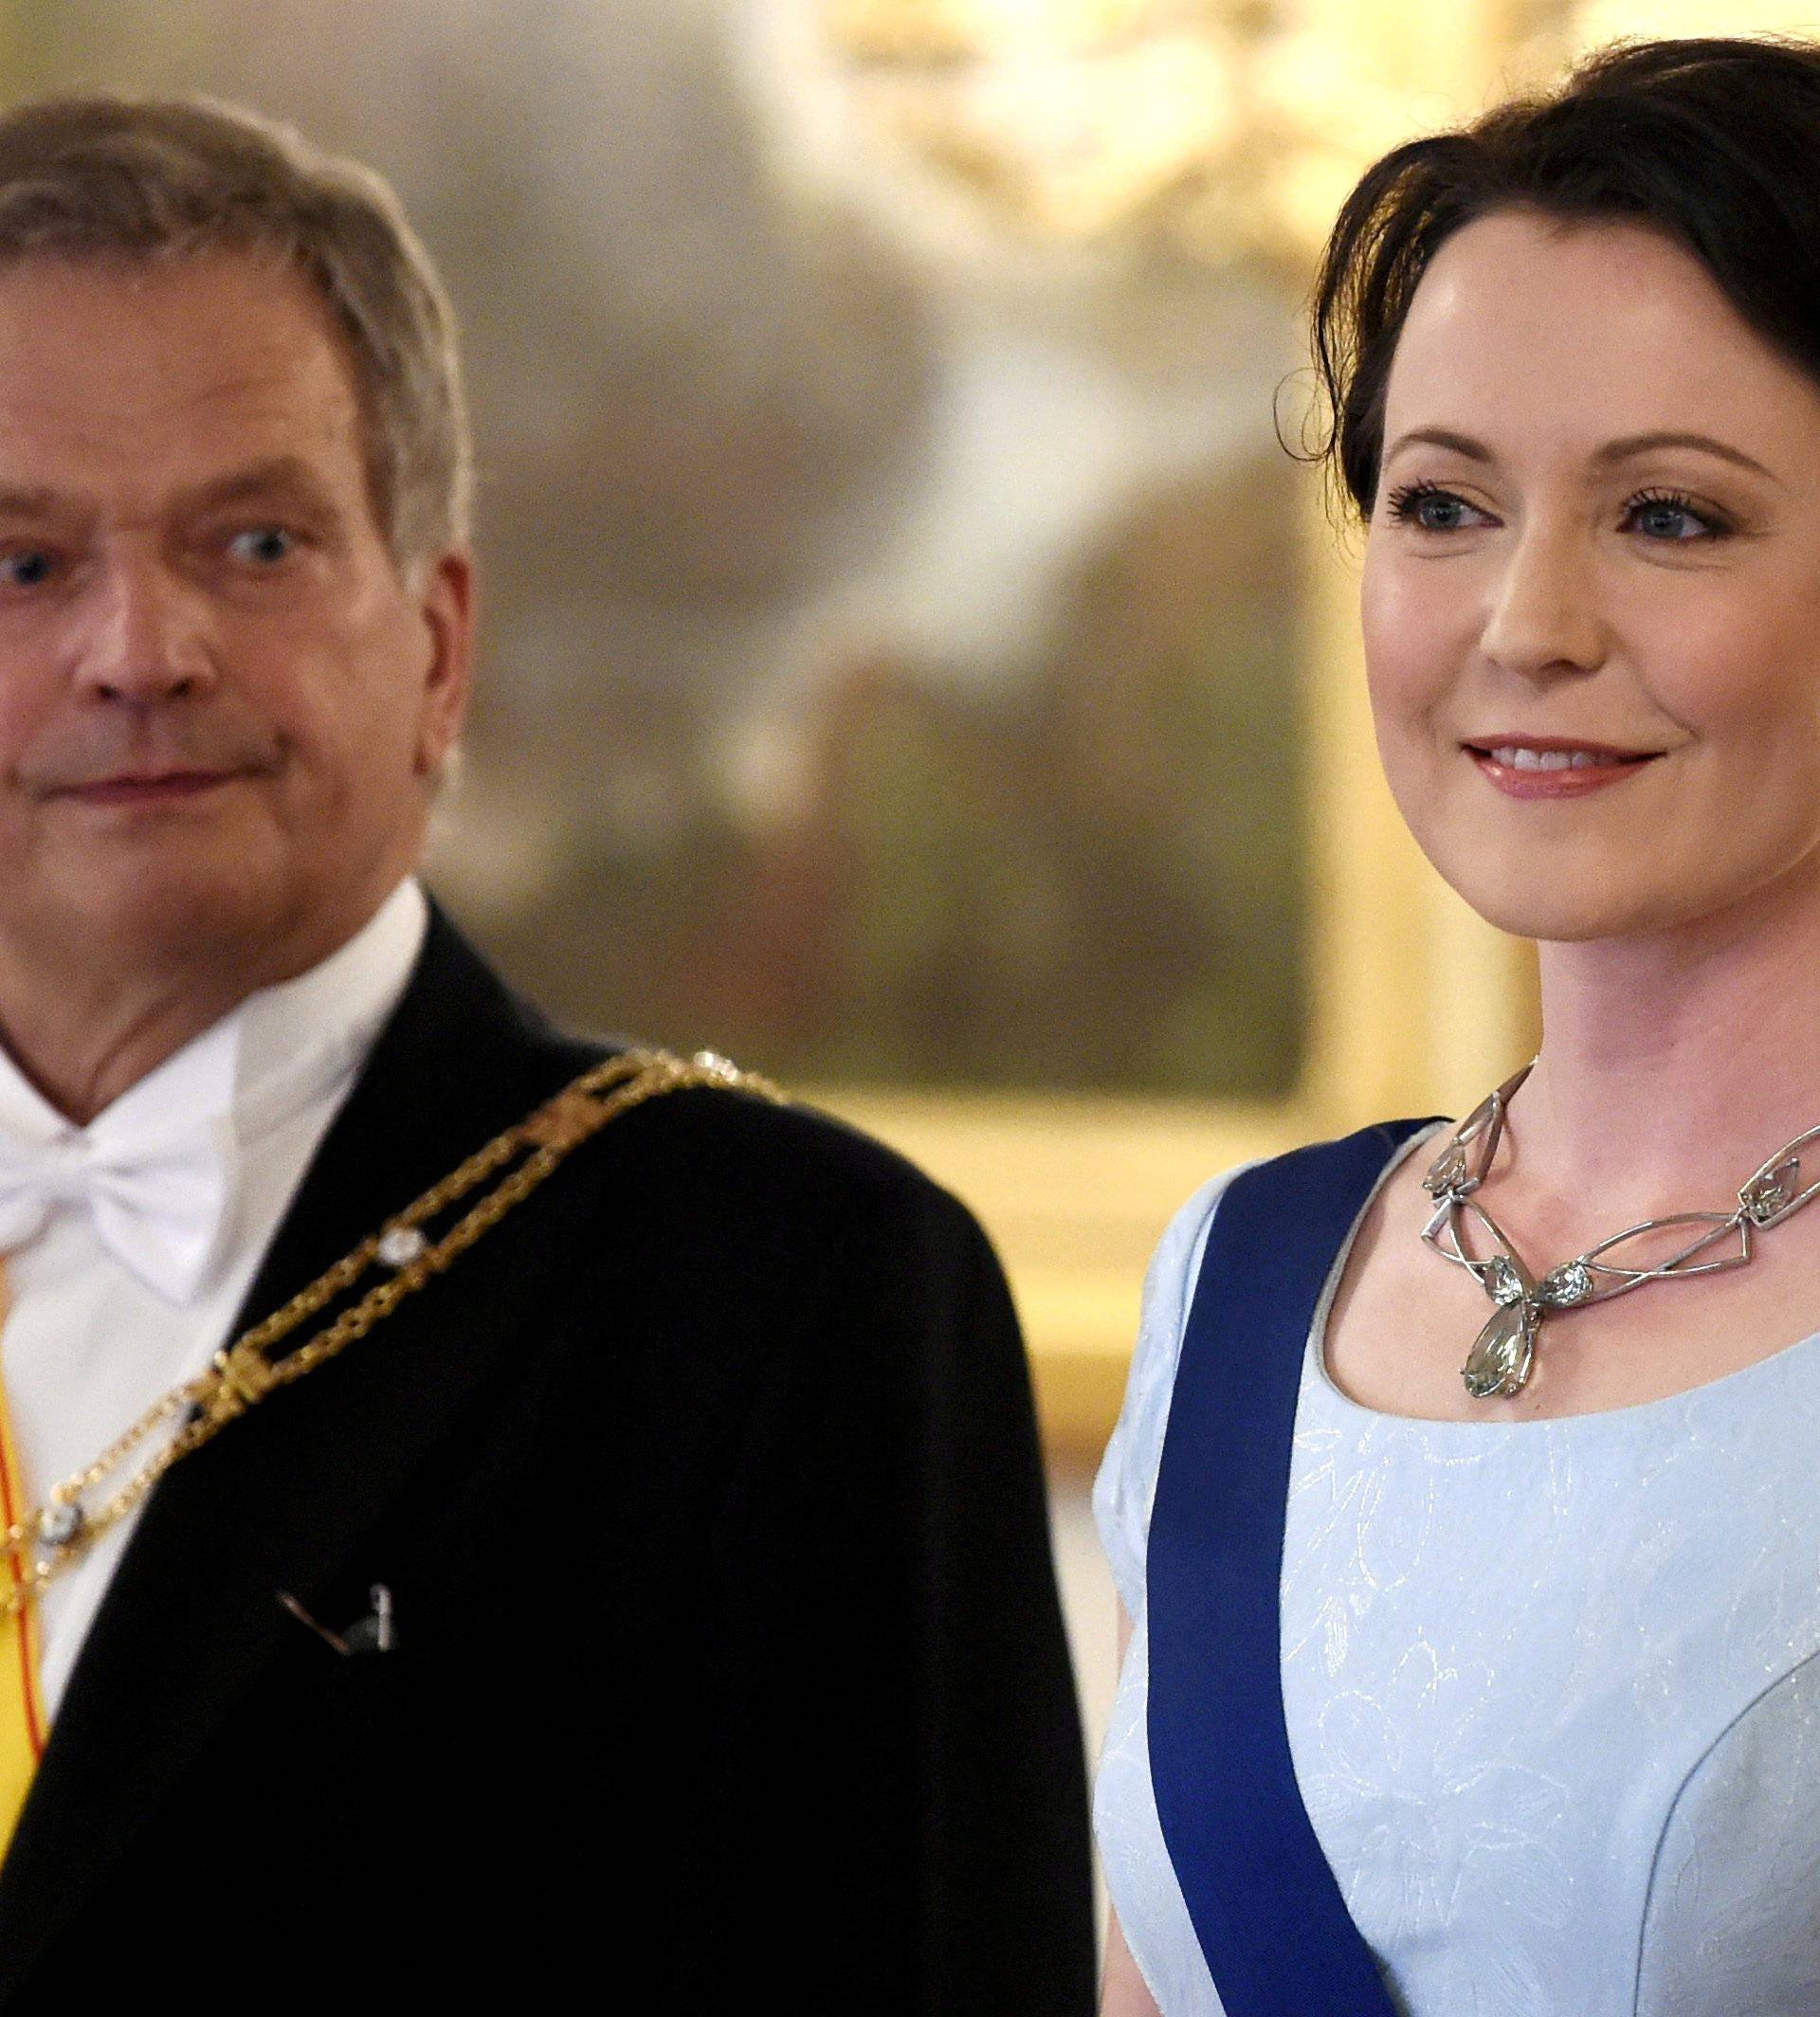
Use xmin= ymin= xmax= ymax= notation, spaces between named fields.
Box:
xmin=0 ymin=879 xmax=427 ymax=1715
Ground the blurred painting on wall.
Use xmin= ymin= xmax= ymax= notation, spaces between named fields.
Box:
xmin=2 ymin=0 xmax=1313 ymax=1098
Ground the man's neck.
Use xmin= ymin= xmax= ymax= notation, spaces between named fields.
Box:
xmin=0 ymin=956 xmax=278 ymax=1126
xmin=0 ymin=892 xmax=406 ymax=1125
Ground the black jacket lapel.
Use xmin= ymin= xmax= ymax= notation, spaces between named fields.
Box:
xmin=0 ymin=910 xmax=607 ymax=1995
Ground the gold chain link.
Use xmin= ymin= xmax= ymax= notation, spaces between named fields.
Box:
xmin=0 ymin=1046 xmax=784 ymax=1619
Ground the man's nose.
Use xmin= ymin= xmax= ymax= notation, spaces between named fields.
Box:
xmin=71 ymin=556 xmax=218 ymax=705
xmin=1478 ymin=528 xmax=1608 ymax=681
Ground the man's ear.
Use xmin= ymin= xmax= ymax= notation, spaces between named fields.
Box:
xmin=411 ymin=548 xmax=476 ymax=778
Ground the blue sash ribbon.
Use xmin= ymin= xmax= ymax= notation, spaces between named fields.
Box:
xmin=1147 ymin=1120 xmax=1436 ymax=2015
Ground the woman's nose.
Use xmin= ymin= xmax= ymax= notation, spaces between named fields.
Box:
xmin=1479 ymin=530 xmax=1608 ymax=681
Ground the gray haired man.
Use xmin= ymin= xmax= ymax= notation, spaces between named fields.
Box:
xmin=0 ymin=97 xmax=1095 ymax=2013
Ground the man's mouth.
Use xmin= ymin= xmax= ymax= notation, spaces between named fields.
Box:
xmin=55 ymin=769 xmax=240 ymax=805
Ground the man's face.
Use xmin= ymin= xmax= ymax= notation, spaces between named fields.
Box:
xmin=0 ymin=250 xmax=471 ymax=982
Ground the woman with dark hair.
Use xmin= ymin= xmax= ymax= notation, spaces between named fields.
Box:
xmin=1096 ymin=35 xmax=1820 ymax=2017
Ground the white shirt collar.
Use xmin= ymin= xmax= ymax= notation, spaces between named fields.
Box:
xmin=229 ymin=878 xmax=428 ymax=1146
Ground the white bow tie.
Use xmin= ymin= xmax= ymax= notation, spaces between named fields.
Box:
xmin=0 ymin=1122 xmax=234 ymax=1303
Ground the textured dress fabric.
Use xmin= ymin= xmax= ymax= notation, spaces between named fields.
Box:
xmin=1096 ymin=1123 xmax=1820 ymax=2016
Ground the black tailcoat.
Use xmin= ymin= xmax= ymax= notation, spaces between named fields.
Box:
xmin=0 ymin=912 xmax=1096 ymax=2013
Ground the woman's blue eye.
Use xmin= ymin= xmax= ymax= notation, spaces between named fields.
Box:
xmin=1415 ymin=495 xmax=1467 ymax=531
xmin=229 ymin=527 xmax=294 ymax=565
xmin=1385 ymin=483 xmax=1483 ymax=533
xmin=1627 ymin=495 xmax=1717 ymax=541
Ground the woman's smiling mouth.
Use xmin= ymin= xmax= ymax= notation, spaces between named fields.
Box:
xmin=1464 ymin=736 xmax=1665 ymax=796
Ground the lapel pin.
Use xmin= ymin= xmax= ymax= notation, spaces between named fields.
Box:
xmin=277 ymin=1590 xmax=350 ymax=1656
xmin=277 ymin=1583 xmax=395 ymax=1656
xmin=344 ymin=1584 xmax=395 ymax=1654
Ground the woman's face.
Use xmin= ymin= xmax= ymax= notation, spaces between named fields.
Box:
xmin=1360 ymin=209 xmax=1820 ymax=943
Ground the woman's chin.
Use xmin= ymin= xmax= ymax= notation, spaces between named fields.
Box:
xmin=1433 ymin=864 xmax=1704 ymax=945
xmin=1437 ymin=858 xmax=1820 ymax=946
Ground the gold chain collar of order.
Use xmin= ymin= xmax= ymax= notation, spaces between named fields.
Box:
xmin=0 ymin=1046 xmax=784 ymax=1621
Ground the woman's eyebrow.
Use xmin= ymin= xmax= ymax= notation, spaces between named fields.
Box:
xmin=1384 ymin=427 xmax=1491 ymax=464
xmin=1589 ymin=430 xmax=1781 ymax=483
xmin=1383 ymin=426 xmax=1781 ymax=485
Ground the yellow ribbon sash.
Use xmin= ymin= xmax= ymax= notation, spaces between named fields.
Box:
xmin=0 ymin=1270 xmax=46 ymax=1853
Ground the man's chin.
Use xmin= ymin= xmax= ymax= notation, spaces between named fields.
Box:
xmin=24 ymin=873 xmax=285 ymax=972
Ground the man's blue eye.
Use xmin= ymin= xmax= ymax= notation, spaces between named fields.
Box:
xmin=230 ymin=527 xmax=294 ymax=565
xmin=0 ymin=552 xmax=51 ymax=588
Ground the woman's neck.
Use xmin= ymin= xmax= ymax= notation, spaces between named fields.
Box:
xmin=1505 ymin=860 xmax=1820 ymax=1230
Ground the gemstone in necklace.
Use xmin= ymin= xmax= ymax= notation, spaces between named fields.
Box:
xmin=1541 ymin=1260 xmax=1592 ymax=1307
xmin=1483 ymin=1257 xmax=1526 ymax=1305
xmin=1463 ymin=1299 xmax=1537 ymax=1399
xmin=38 ymin=1500 xmax=83 ymax=1549
xmin=377 ymin=1226 xmax=428 ymax=1269
xmin=1425 ymin=1144 xmax=1471 ymax=1197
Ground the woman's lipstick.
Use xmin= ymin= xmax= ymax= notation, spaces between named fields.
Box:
xmin=1465 ymin=737 xmax=1661 ymax=800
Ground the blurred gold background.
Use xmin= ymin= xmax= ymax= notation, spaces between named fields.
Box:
xmin=2 ymin=0 xmax=1803 ymax=1463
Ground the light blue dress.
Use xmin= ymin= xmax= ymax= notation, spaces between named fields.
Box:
xmin=1096 ymin=1122 xmax=1820 ymax=2016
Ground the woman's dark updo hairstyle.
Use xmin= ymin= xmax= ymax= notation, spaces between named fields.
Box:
xmin=1311 ymin=36 xmax=1820 ymax=518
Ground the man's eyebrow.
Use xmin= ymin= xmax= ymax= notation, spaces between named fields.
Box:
xmin=0 ymin=484 xmax=67 ymax=518
xmin=182 ymin=457 xmax=342 ymax=514
xmin=0 ymin=462 xmax=350 ymax=535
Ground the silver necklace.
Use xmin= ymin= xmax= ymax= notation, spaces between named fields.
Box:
xmin=1422 ymin=1061 xmax=1820 ymax=1400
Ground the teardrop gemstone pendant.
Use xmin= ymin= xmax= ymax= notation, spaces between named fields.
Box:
xmin=1462 ymin=1298 xmax=1538 ymax=1399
